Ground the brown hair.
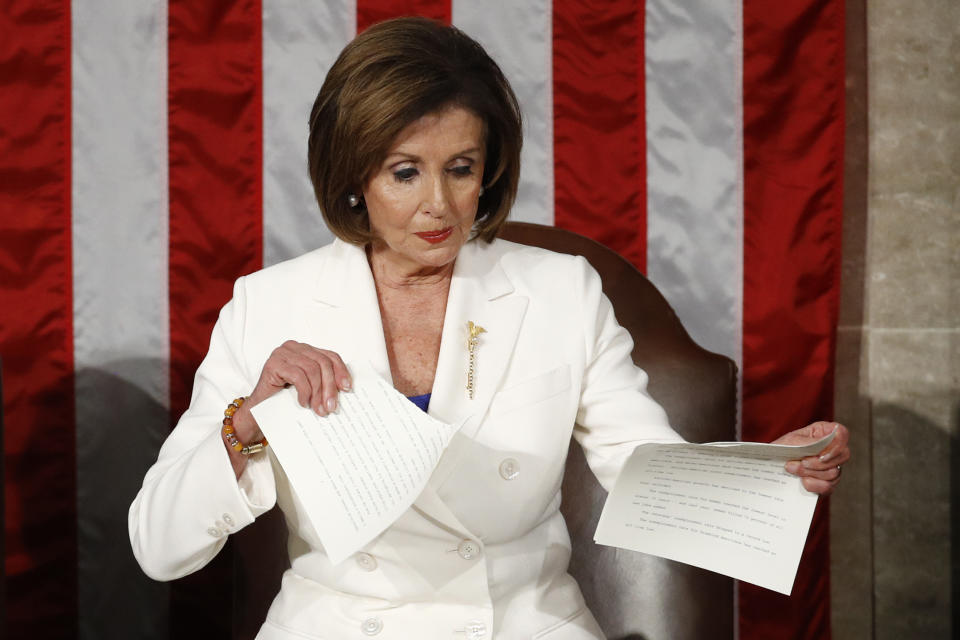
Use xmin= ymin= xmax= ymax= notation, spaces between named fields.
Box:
xmin=308 ymin=17 xmax=522 ymax=244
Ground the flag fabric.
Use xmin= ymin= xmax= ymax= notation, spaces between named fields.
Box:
xmin=0 ymin=1 xmax=843 ymax=638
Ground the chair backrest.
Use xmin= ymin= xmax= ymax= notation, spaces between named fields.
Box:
xmin=498 ymin=222 xmax=736 ymax=640
xmin=232 ymin=223 xmax=737 ymax=640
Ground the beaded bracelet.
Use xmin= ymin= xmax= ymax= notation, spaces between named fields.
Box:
xmin=221 ymin=397 xmax=268 ymax=456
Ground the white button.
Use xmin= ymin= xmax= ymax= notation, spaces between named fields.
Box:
xmin=361 ymin=617 xmax=383 ymax=635
xmin=222 ymin=513 xmax=235 ymax=526
xmin=498 ymin=458 xmax=520 ymax=480
xmin=215 ymin=519 xmax=226 ymax=531
xmin=207 ymin=527 xmax=222 ymax=538
xmin=457 ymin=539 xmax=481 ymax=560
xmin=355 ymin=552 xmax=378 ymax=571
xmin=465 ymin=620 xmax=487 ymax=639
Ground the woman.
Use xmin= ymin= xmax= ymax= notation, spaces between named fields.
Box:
xmin=130 ymin=17 xmax=849 ymax=639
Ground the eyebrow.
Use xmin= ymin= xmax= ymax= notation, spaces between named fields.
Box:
xmin=385 ymin=146 xmax=483 ymax=165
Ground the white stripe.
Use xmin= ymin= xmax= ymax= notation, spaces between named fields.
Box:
xmin=453 ymin=0 xmax=554 ymax=226
xmin=644 ymin=0 xmax=744 ymax=378
xmin=262 ymin=0 xmax=356 ymax=266
xmin=71 ymin=1 xmax=170 ymax=637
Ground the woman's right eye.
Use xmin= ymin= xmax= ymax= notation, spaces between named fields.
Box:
xmin=393 ymin=168 xmax=418 ymax=183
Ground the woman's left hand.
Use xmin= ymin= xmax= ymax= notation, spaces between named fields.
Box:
xmin=773 ymin=421 xmax=850 ymax=495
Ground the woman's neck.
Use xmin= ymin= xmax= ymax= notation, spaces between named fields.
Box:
xmin=366 ymin=244 xmax=455 ymax=291
xmin=366 ymin=242 xmax=453 ymax=397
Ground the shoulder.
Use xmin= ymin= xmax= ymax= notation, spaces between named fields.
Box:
xmin=221 ymin=240 xmax=362 ymax=321
xmin=237 ymin=239 xmax=369 ymax=305
xmin=479 ymin=236 xmax=587 ymax=272
xmin=241 ymin=241 xmax=341 ymax=290
xmin=478 ymin=236 xmax=596 ymax=293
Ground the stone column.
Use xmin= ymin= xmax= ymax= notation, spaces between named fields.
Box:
xmin=832 ymin=1 xmax=959 ymax=638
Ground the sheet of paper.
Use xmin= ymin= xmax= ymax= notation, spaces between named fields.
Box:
xmin=594 ymin=432 xmax=835 ymax=594
xmin=251 ymin=361 xmax=462 ymax=564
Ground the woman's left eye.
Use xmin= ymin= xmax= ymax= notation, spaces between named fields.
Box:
xmin=449 ymin=165 xmax=473 ymax=177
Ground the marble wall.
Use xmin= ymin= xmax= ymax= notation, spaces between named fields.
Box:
xmin=831 ymin=1 xmax=959 ymax=638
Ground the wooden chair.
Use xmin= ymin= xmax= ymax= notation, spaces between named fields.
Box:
xmin=500 ymin=222 xmax=736 ymax=640
xmin=232 ymin=222 xmax=737 ymax=640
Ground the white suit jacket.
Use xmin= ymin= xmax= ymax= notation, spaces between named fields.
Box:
xmin=129 ymin=237 xmax=683 ymax=640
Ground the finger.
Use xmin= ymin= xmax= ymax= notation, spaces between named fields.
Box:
xmin=801 ymin=420 xmax=835 ymax=440
xmin=816 ymin=441 xmax=850 ymax=466
xmin=315 ymin=355 xmax=339 ymax=413
xmin=771 ymin=420 xmax=833 ymax=446
xmin=297 ymin=355 xmax=329 ymax=415
xmin=322 ymin=350 xmax=352 ymax=391
xmin=294 ymin=348 xmax=340 ymax=414
xmin=265 ymin=342 xmax=311 ymax=404
xmin=281 ymin=343 xmax=337 ymax=414
xmin=801 ymin=476 xmax=837 ymax=495
xmin=267 ymin=342 xmax=351 ymax=414
xmin=305 ymin=349 xmax=346 ymax=406
xmin=800 ymin=446 xmax=850 ymax=471
xmin=818 ymin=426 xmax=850 ymax=463
xmin=268 ymin=358 xmax=313 ymax=409
xmin=799 ymin=464 xmax=842 ymax=481
xmin=785 ymin=460 xmax=843 ymax=483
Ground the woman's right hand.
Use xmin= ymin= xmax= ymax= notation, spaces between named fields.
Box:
xmin=228 ymin=341 xmax=352 ymax=470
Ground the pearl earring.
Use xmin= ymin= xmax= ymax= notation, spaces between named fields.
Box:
xmin=478 ymin=186 xmax=485 ymax=197
xmin=347 ymin=193 xmax=361 ymax=208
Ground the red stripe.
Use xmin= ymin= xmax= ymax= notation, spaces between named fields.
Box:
xmin=0 ymin=2 xmax=77 ymax=637
xmin=740 ymin=0 xmax=845 ymax=637
xmin=167 ymin=1 xmax=263 ymax=632
xmin=168 ymin=0 xmax=264 ymax=419
xmin=552 ymin=0 xmax=646 ymax=271
xmin=357 ymin=0 xmax=451 ymax=33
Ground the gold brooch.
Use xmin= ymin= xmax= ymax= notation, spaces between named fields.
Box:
xmin=466 ymin=321 xmax=486 ymax=399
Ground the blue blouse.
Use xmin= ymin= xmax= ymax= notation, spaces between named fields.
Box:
xmin=407 ymin=392 xmax=431 ymax=413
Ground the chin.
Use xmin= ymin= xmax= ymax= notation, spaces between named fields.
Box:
xmin=417 ymin=246 xmax=460 ymax=267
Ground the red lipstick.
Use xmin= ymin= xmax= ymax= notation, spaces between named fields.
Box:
xmin=415 ymin=227 xmax=453 ymax=244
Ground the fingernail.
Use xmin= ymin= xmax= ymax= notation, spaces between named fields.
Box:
xmin=341 ymin=378 xmax=352 ymax=391
xmin=326 ymin=397 xmax=337 ymax=412
xmin=820 ymin=451 xmax=834 ymax=462
xmin=785 ymin=461 xmax=800 ymax=473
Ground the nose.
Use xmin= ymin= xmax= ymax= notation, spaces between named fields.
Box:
xmin=421 ymin=171 xmax=452 ymax=218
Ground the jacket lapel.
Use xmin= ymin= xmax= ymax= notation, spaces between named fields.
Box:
xmin=428 ymin=239 xmax=527 ymax=436
xmin=308 ymin=239 xmax=392 ymax=381
xmin=415 ymin=241 xmax=528 ymax=528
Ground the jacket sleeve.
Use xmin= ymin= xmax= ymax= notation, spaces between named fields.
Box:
xmin=128 ymin=276 xmax=277 ymax=581
xmin=571 ymin=256 xmax=685 ymax=492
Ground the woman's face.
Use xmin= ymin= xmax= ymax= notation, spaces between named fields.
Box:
xmin=363 ymin=105 xmax=486 ymax=275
